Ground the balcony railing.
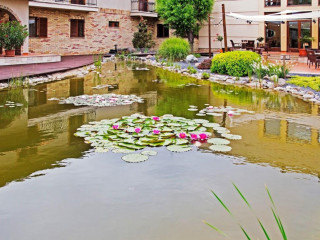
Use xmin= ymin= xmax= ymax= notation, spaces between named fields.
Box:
xmin=29 ymin=0 xmax=97 ymax=6
xmin=265 ymin=0 xmax=281 ymax=7
xmin=131 ymin=0 xmax=155 ymax=13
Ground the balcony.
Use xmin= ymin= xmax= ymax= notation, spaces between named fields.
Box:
xmin=130 ymin=0 xmax=158 ymax=18
xmin=29 ymin=0 xmax=99 ymax=12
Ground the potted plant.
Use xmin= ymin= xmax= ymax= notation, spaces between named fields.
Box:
xmin=0 ymin=21 xmax=28 ymax=57
xmin=132 ymin=18 xmax=155 ymax=53
xmin=298 ymin=35 xmax=315 ymax=57
xmin=256 ymin=37 xmax=264 ymax=48
xmin=216 ymin=34 xmax=223 ymax=53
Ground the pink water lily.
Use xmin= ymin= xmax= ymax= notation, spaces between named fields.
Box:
xmin=112 ymin=125 xmax=119 ymax=130
xmin=152 ymin=116 xmax=160 ymax=121
xmin=190 ymin=133 xmax=198 ymax=140
xmin=153 ymin=129 xmax=160 ymax=134
xmin=135 ymin=127 xmax=141 ymax=133
xmin=199 ymin=133 xmax=208 ymax=140
xmin=179 ymin=132 xmax=187 ymax=139
xmin=228 ymin=111 xmax=234 ymax=117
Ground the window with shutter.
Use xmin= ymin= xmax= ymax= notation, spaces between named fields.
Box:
xmin=157 ymin=24 xmax=169 ymax=38
xmin=39 ymin=18 xmax=48 ymax=38
xmin=109 ymin=21 xmax=119 ymax=28
xmin=29 ymin=17 xmax=47 ymax=38
xmin=70 ymin=19 xmax=85 ymax=38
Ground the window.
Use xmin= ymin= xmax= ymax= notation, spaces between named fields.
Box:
xmin=157 ymin=24 xmax=169 ymax=38
xmin=287 ymin=0 xmax=311 ymax=5
xmin=109 ymin=21 xmax=119 ymax=28
xmin=70 ymin=19 xmax=85 ymax=38
xmin=265 ymin=0 xmax=281 ymax=6
xmin=29 ymin=17 xmax=48 ymax=38
xmin=70 ymin=0 xmax=85 ymax=5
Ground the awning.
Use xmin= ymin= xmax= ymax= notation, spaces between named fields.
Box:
xmin=227 ymin=11 xmax=320 ymax=22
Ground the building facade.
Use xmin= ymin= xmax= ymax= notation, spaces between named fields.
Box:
xmin=1 ymin=0 xmax=170 ymax=55
xmin=199 ymin=0 xmax=320 ymax=52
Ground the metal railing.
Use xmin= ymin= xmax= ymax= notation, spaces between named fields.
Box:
xmin=131 ymin=0 xmax=155 ymax=12
xmin=265 ymin=0 xmax=281 ymax=7
xmin=29 ymin=0 xmax=97 ymax=6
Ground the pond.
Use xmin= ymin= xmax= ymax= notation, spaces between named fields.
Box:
xmin=0 ymin=61 xmax=320 ymax=240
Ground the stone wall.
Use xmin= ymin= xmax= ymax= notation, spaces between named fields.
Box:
xmin=29 ymin=7 xmax=164 ymax=55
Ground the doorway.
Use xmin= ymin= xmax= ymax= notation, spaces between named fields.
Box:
xmin=288 ymin=20 xmax=311 ymax=51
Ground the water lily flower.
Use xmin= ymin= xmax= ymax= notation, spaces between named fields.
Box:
xmin=152 ymin=116 xmax=160 ymax=121
xmin=179 ymin=132 xmax=187 ymax=139
xmin=112 ymin=125 xmax=119 ymax=130
xmin=199 ymin=133 xmax=208 ymax=140
xmin=228 ymin=110 xmax=235 ymax=117
xmin=190 ymin=133 xmax=198 ymax=140
xmin=135 ymin=128 xmax=141 ymax=133
xmin=153 ymin=129 xmax=160 ymax=134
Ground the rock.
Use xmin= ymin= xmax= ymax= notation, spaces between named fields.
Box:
xmin=195 ymin=63 xmax=200 ymax=68
xmin=186 ymin=55 xmax=198 ymax=63
xmin=278 ymin=78 xmax=286 ymax=86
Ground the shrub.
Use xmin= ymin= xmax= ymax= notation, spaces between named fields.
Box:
xmin=187 ymin=66 xmax=197 ymax=74
xmin=201 ymin=72 xmax=210 ymax=79
xmin=287 ymin=76 xmax=320 ymax=91
xmin=211 ymin=51 xmax=261 ymax=77
xmin=0 ymin=21 xmax=28 ymax=50
xmin=198 ymin=58 xmax=212 ymax=69
xmin=132 ymin=19 xmax=155 ymax=49
xmin=158 ymin=37 xmax=190 ymax=61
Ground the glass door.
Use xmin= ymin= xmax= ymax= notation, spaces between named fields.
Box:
xmin=288 ymin=20 xmax=311 ymax=51
xmin=265 ymin=22 xmax=281 ymax=51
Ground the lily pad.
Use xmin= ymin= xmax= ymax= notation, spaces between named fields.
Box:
xmin=166 ymin=145 xmax=192 ymax=153
xmin=207 ymin=138 xmax=230 ymax=145
xmin=141 ymin=150 xmax=158 ymax=156
xmin=203 ymin=122 xmax=220 ymax=128
xmin=221 ymin=133 xmax=242 ymax=140
xmin=209 ymin=145 xmax=232 ymax=152
xmin=122 ymin=153 xmax=149 ymax=163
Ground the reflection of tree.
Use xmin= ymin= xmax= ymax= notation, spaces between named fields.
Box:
xmin=0 ymin=88 xmax=27 ymax=128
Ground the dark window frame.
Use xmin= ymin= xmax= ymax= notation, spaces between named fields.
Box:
xmin=157 ymin=24 xmax=169 ymax=38
xmin=29 ymin=17 xmax=48 ymax=38
xmin=70 ymin=19 xmax=85 ymax=38
xmin=109 ymin=21 xmax=120 ymax=28
xmin=287 ymin=0 xmax=311 ymax=6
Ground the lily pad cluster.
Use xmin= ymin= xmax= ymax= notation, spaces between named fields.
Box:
xmin=74 ymin=114 xmax=242 ymax=163
xmin=58 ymin=94 xmax=144 ymax=107
xmin=188 ymin=104 xmax=255 ymax=117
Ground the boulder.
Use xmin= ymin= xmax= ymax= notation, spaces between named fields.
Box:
xmin=186 ymin=55 xmax=198 ymax=63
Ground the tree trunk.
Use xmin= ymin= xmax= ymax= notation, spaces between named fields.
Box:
xmin=188 ymin=31 xmax=194 ymax=53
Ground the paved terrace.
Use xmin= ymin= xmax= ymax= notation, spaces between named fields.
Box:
xmin=0 ymin=55 xmax=96 ymax=81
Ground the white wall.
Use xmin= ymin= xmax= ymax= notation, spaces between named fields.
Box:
xmin=199 ymin=0 xmax=259 ymax=49
xmin=97 ymin=0 xmax=131 ymax=10
xmin=1 ymin=0 xmax=29 ymax=53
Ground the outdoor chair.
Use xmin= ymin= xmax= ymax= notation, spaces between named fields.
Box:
xmin=230 ymin=40 xmax=241 ymax=51
xmin=308 ymin=52 xmax=320 ymax=69
xmin=262 ymin=43 xmax=269 ymax=54
xmin=306 ymin=50 xmax=314 ymax=65
xmin=246 ymin=40 xmax=255 ymax=51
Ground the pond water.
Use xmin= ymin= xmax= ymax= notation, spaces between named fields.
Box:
xmin=0 ymin=61 xmax=320 ymax=240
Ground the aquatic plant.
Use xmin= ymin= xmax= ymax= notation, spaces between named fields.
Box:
xmin=187 ymin=66 xmax=197 ymax=74
xmin=188 ymin=104 xmax=254 ymax=117
xmin=58 ymin=94 xmax=144 ymax=107
xmin=201 ymin=72 xmax=210 ymax=80
xmin=74 ymin=114 xmax=240 ymax=162
xmin=204 ymin=184 xmax=287 ymax=240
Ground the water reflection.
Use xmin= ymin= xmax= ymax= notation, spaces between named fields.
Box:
xmin=0 ymin=61 xmax=319 ymax=187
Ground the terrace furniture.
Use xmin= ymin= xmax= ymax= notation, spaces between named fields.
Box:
xmin=246 ymin=40 xmax=255 ymax=51
xmin=308 ymin=52 xmax=320 ymax=69
xmin=254 ymin=48 xmax=263 ymax=55
xmin=241 ymin=40 xmax=248 ymax=49
xmin=230 ymin=40 xmax=241 ymax=51
xmin=306 ymin=49 xmax=314 ymax=65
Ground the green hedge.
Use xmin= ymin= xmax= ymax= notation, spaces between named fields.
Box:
xmin=158 ymin=37 xmax=190 ymax=61
xmin=288 ymin=76 xmax=320 ymax=91
xmin=211 ymin=51 xmax=261 ymax=77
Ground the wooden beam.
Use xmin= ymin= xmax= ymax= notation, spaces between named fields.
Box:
xmin=208 ymin=15 xmax=212 ymax=58
xmin=222 ymin=4 xmax=228 ymax=52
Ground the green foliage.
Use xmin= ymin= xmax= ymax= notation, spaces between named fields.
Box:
xmin=132 ymin=19 xmax=155 ymax=49
xmin=252 ymin=62 xmax=290 ymax=79
xmin=158 ymin=37 xmax=190 ymax=61
xmin=205 ymin=184 xmax=287 ymax=240
xmin=211 ymin=51 xmax=261 ymax=77
xmin=194 ymin=53 xmax=201 ymax=58
xmin=0 ymin=21 xmax=28 ymax=50
xmin=187 ymin=66 xmax=197 ymax=74
xmin=288 ymin=76 xmax=320 ymax=91
xmin=156 ymin=0 xmax=214 ymax=51
xmin=202 ymin=72 xmax=210 ymax=79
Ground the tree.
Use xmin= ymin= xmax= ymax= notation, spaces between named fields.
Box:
xmin=156 ymin=0 xmax=214 ymax=52
xmin=132 ymin=17 xmax=155 ymax=50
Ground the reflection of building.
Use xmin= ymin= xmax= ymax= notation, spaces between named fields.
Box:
xmin=199 ymin=0 xmax=320 ymax=52
xmin=1 ymin=0 xmax=168 ymax=55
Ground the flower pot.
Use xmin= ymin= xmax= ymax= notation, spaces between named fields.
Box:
xmin=5 ymin=49 xmax=15 ymax=57
xmin=219 ymin=49 xmax=223 ymax=53
xmin=299 ymin=49 xmax=307 ymax=57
